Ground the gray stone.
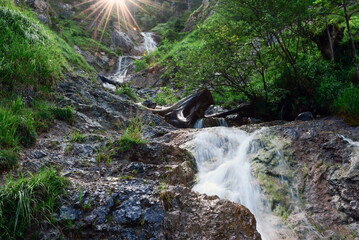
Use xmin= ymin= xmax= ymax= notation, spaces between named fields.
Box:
xmin=59 ymin=206 xmax=80 ymax=221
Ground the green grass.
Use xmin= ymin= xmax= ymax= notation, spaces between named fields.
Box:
xmin=334 ymin=86 xmax=359 ymax=125
xmin=0 ymin=168 xmax=69 ymax=239
xmin=0 ymin=0 xmax=95 ymax=92
xmin=118 ymin=117 xmax=147 ymax=152
xmin=0 ymin=97 xmax=75 ymax=170
xmin=70 ymin=131 xmax=85 ymax=143
xmin=115 ymin=84 xmax=138 ymax=101
xmin=153 ymin=87 xmax=179 ymax=106
xmin=53 ymin=18 xmax=117 ymax=57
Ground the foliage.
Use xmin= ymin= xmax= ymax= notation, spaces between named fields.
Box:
xmin=0 ymin=96 xmax=75 ymax=170
xmin=0 ymin=4 xmax=62 ymax=90
xmin=115 ymin=84 xmax=138 ymax=101
xmin=0 ymin=168 xmax=69 ymax=239
xmin=153 ymin=87 xmax=179 ymax=106
xmin=70 ymin=131 xmax=85 ymax=143
xmin=50 ymin=106 xmax=74 ymax=123
xmin=118 ymin=117 xmax=147 ymax=152
xmin=154 ymin=0 xmax=359 ymax=121
xmin=133 ymin=59 xmax=148 ymax=72
xmin=0 ymin=0 xmax=94 ymax=91
xmin=334 ymin=86 xmax=359 ymax=125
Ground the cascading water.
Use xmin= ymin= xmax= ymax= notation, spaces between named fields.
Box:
xmin=113 ymin=56 xmax=133 ymax=83
xmin=141 ymin=32 xmax=157 ymax=54
xmin=102 ymin=32 xmax=157 ymax=89
xmin=192 ymin=127 xmax=293 ymax=240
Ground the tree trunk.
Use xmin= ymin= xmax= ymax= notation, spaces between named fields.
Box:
xmin=325 ymin=14 xmax=335 ymax=62
xmin=343 ymin=0 xmax=359 ymax=82
xmin=146 ymin=89 xmax=214 ymax=128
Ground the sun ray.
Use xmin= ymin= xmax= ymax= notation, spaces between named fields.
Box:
xmin=73 ymin=0 xmax=165 ymax=47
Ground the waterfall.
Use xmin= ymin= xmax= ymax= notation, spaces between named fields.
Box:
xmin=141 ymin=32 xmax=157 ymax=54
xmin=113 ymin=56 xmax=132 ymax=83
xmin=192 ymin=127 xmax=286 ymax=240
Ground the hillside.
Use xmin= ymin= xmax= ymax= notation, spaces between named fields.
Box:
xmin=1 ymin=0 xmax=359 ymax=239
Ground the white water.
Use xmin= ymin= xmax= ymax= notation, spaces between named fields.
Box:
xmin=339 ymin=135 xmax=359 ymax=147
xmin=192 ymin=127 xmax=282 ymax=240
xmin=102 ymin=32 xmax=157 ymax=88
xmin=112 ymin=56 xmax=138 ymax=84
xmin=141 ymin=32 xmax=157 ymax=54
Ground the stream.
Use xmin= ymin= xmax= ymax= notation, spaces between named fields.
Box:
xmin=192 ymin=127 xmax=297 ymax=240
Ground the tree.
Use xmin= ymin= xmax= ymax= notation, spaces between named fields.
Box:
xmin=221 ymin=0 xmax=312 ymax=88
xmin=342 ymin=0 xmax=359 ymax=82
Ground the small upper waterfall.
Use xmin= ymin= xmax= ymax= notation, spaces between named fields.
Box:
xmin=102 ymin=32 xmax=157 ymax=89
xmin=141 ymin=32 xmax=157 ymax=54
xmin=113 ymin=56 xmax=138 ymax=84
xmin=192 ymin=127 xmax=293 ymax=240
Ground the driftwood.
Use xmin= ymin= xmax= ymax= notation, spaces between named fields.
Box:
xmin=98 ymin=75 xmax=121 ymax=86
xmin=147 ymin=89 xmax=214 ymax=128
xmin=205 ymin=102 xmax=253 ymax=118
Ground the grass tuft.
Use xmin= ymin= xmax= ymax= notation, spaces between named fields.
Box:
xmin=0 ymin=168 xmax=69 ymax=239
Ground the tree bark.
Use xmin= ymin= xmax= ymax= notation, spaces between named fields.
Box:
xmin=146 ymin=89 xmax=214 ymax=128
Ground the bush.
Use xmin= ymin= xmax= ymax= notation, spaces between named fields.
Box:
xmin=115 ymin=84 xmax=137 ymax=101
xmin=50 ymin=106 xmax=74 ymax=123
xmin=334 ymin=86 xmax=359 ymax=125
xmin=0 ymin=168 xmax=69 ymax=239
xmin=133 ymin=59 xmax=148 ymax=72
xmin=154 ymin=87 xmax=179 ymax=106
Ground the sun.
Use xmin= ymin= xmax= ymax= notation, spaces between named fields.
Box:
xmin=76 ymin=0 xmax=158 ymax=46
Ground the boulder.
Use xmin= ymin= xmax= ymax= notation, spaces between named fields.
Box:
xmin=162 ymin=186 xmax=261 ymax=240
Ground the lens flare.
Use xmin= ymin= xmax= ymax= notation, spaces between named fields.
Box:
xmin=75 ymin=0 xmax=162 ymax=48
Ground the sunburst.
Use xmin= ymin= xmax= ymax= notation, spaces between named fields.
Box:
xmin=75 ymin=0 xmax=162 ymax=47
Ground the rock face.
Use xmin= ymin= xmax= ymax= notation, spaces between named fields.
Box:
xmin=246 ymin=119 xmax=359 ymax=239
xmin=184 ymin=0 xmax=217 ymax=32
xmin=23 ymin=0 xmax=51 ymax=23
xmin=163 ymin=186 xmax=261 ymax=240
xmin=17 ymin=74 xmax=262 ymax=239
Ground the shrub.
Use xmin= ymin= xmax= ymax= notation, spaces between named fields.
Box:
xmin=0 ymin=168 xmax=69 ymax=239
xmin=153 ymin=87 xmax=179 ymax=106
xmin=50 ymin=106 xmax=75 ymax=123
xmin=133 ymin=59 xmax=148 ymax=72
xmin=0 ymin=148 xmax=18 ymax=170
xmin=115 ymin=84 xmax=137 ymax=101
xmin=334 ymin=86 xmax=359 ymax=125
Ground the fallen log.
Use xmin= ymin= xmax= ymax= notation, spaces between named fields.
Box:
xmin=205 ymin=102 xmax=253 ymax=118
xmin=98 ymin=75 xmax=121 ymax=86
xmin=146 ymin=89 xmax=214 ymax=128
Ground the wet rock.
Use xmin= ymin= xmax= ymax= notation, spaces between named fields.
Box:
xmin=162 ymin=186 xmax=261 ymax=240
xmin=137 ymin=88 xmax=157 ymax=99
xmin=295 ymin=112 xmax=314 ymax=121
xmin=142 ymin=99 xmax=157 ymax=109
xmin=58 ymin=205 xmax=80 ymax=221
xmin=33 ymin=150 xmax=47 ymax=159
